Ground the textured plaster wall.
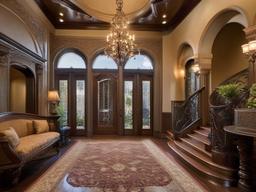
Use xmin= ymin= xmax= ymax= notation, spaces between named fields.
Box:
xmin=162 ymin=0 xmax=256 ymax=112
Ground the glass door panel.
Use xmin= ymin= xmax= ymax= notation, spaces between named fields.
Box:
xmin=76 ymin=80 xmax=85 ymax=130
xmin=142 ymin=81 xmax=151 ymax=130
xmin=94 ymin=75 xmax=117 ymax=135
xmin=98 ymin=79 xmax=113 ymax=126
xmin=124 ymin=81 xmax=133 ymax=130
xmin=59 ymin=80 xmax=68 ymax=127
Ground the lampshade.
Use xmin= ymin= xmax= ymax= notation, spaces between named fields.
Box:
xmin=48 ymin=90 xmax=60 ymax=102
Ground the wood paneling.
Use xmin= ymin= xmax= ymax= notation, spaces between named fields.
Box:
xmin=162 ymin=112 xmax=172 ymax=133
xmin=35 ymin=0 xmax=201 ymax=32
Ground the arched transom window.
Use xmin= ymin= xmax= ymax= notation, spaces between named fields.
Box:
xmin=93 ymin=55 xmax=118 ymax=70
xmin=125 ymin=54 xmax=153 ymax=70
xmin=57 ymin=52 xmax=86 ymax=69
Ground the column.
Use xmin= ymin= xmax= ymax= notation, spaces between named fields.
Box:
xmin=0 ymin=50 xmax=10 ymax=112
xmin=194 ymin=56 xmax=212 ymax=126
xmin=117 ymin=64 xmax=124 ymax=135
xmin=87 ymin=60 xmax=93 ymax=137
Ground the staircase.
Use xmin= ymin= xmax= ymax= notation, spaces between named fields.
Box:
xmin=167 ymin=126 xmax=237 ymax=187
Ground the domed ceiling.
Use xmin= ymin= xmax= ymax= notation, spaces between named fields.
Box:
xmin=35 ymin=0 xmax=201 ymax=31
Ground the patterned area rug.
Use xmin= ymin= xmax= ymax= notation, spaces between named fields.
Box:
xmin=25 ymin=139 xmax=204 ymax=192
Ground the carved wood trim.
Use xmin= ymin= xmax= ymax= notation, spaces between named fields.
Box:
xmin=0 ymin=33 xmax=46 ymax=64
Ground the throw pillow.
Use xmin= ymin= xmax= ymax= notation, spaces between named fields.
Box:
xmin=33 ymin=120 xmax=49 ymax=134
xmin=0 ymin=127 xmax=20 ymax=148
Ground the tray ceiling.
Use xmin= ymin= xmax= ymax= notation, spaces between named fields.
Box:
xmin=35 ymin=0 xmax=201 ymax=31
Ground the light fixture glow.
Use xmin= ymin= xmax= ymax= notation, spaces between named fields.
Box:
xmin=242 ymin=40 xmax=256 ymax=54
xmin=162 ymin=20 xmax=167 ymax=24
xmin=162 ymin=14 xmax=167 ymax=18
xmin=59 ymin=12 xmax=64 ymax=16
xmin=59 ymin=18 xmax=64 ymax=23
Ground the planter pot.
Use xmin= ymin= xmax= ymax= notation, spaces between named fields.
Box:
xmin=234 ymin=108 xmax=256 ymax=128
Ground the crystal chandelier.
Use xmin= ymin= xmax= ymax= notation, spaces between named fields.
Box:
xmin=104 ymin=0 xmax=139 ymax=64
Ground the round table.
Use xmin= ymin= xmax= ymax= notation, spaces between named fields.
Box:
xmin=224 ymin=126 xmax=256 ymax=191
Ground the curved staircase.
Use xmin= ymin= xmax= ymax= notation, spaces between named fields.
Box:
xmin=167 ymin=126 xmax=237 ymax=187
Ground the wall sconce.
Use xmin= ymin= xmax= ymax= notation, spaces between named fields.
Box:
xmin=241 ymin=40 xmax=256 ymax=54
xmin=242 ymin=40 xmax=256 ymax=84
xmin=48 ymin=90 xmax=60 ymax=115
xmin=192 ymin=64 xmax=200 ymax=73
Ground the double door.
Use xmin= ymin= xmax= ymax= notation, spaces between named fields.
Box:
xmin=124 ymin=73 xmax=153 ymax=135
xmin=56 ymin=72 xmax=86 ymax=136
xmin=93 ymin=72 xmax=153 ymax=135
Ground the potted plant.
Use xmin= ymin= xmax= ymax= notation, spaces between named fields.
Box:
xmin=216 ymin=83 xmax=243 ymax=105
xmin=234 ymin=83 xmax=256 ymax=128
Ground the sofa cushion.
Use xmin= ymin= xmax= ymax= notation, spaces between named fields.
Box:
xmin=0 ymin=127 xmax=20 ymax=148
xmin=15 ymin=132 xmax=60 ymax=159
xmin=0 ymin=119 xmax=35 ymax=137
xmin=33 ymin=120 xmax=49 ymax=134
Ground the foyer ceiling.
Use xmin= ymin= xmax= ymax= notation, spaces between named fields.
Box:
xmin=35 ymin=0 xmax=201 ymax=31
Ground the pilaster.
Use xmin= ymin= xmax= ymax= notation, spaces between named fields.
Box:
xmin=0 ymin=49 xmax=10 ymax=112
xmin=194 ymin=56 xmax=212 ymax=125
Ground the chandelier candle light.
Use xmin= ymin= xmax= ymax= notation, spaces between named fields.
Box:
xmin=104 ymin=0 xmax=139 ymax=65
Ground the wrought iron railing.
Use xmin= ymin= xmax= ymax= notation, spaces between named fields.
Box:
xmin=171 ymin=87 xmax=205 ymax=138
xmin=209 ymin=69 xmax=249 ymax=152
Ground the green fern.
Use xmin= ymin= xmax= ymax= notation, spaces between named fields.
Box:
xmin=217 ymin=83 xmax=243 ymax=102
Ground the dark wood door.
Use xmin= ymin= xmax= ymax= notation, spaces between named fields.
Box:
xmin=56 ymin=72 xmax=86 ymax=136
xmin=124 ymin=73 xmax=153 ymax=135
xmin=93 ymin=73 xmax=118 ymax=134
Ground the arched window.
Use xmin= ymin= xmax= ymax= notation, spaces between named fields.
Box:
xmin=93 ymin=55 xmax=118 ymax=70
xmin=125 ymin=55 xmax=153 ymax=70
xmin=57 ymin=52 xmax=86 ymax=69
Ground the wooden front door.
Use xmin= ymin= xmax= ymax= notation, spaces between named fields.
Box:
xmin=93 ymin=73 xmax=118 ymax=134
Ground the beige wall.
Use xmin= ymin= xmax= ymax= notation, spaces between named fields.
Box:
xmin=162 ymin=0 xmax=256 ymax=112
xmin=10 ymin=68 xmax=26 ymax=112
xmin=211 ymin=23 xmax=248 ymax=90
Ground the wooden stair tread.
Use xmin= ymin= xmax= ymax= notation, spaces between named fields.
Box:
xmin=173 ymin=140 xmax=236 ymax=172
xmin=188 ymin=132 xmax=210 ymax=146
xmin=180 ymin=137 xmax=211 ymax=157
xmin=194 ymin=128 xmax=210 ymax=137
xmin=168 ymin=141 xmax=236 ymax=184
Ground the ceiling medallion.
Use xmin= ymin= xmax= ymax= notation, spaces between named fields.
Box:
xmin=104 ymin=0 xmax=139 ymax=65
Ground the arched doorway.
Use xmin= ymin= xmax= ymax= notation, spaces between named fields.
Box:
xmin=92 ymin=54 xmax=118 ymax=134
xmin=55 ymin=49 xmax=87 ymax=136
xmin=124 ymin=54 xmax=154 ymax=135
xmin=10 ymin=65 xmax=36 ymax=113
xmin=211 ymin=23 xmax=248 ymax=90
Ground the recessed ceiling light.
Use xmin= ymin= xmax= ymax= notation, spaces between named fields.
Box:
xmin=162 ymin=20 xmax=167 ymax=24
xmin=59 ymin=18 xmax=64 ymax=23
xmin=59 ymin=12 xmax=64 ymax=16
xmin=162 ymin=14 xmax=167 ymax=18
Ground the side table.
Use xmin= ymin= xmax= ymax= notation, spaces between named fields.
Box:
xmin=59 ymin=126 xmax=71 ymax=146
xmin=224 ymin=126 xmax=256 ymax=191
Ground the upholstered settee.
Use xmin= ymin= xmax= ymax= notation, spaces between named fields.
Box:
xmin=0 ymin=112 xmax=60 ymax=184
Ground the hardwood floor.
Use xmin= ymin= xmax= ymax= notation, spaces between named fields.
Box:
xmin=0 ymin=137 xmax=243 ymax=192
